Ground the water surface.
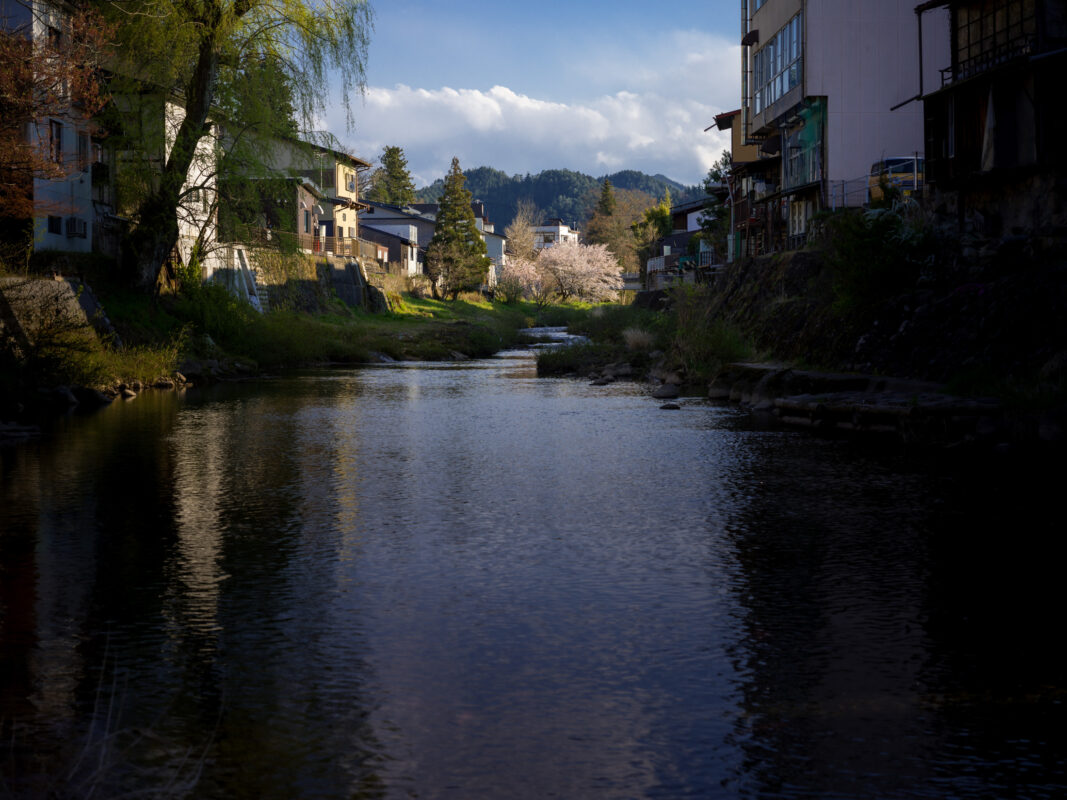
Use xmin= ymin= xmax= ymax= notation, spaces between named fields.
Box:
xmin=1 ymin=346 xmax=1063 ymax=798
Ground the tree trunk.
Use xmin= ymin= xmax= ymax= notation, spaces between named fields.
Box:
xmin=128 ymin=21 xmax=220 ymax=290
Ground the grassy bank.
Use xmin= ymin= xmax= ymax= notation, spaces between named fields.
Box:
xmin=536 ymin=289 xmax=753 ymax=382
xmin=0 ymin=269 xmax=577 ymax=409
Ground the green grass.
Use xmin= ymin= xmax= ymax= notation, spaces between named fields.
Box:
xmin=3 ymin=271 xmax=602 ymax=395
xmin=566 ymin=304 xmax=674 ymax=349
xmin=536 ymin=342 xmax=623 ymax=376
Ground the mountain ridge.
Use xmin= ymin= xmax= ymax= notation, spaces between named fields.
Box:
xmin=413 ymin=166 xmax=705 ymax=230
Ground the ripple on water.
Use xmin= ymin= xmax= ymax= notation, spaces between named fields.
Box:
xmin=1 ymin=355 xmax=1065 ymax=798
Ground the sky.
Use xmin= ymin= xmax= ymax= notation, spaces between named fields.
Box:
xmin=321 ymin=1 xmax=742 ymax=189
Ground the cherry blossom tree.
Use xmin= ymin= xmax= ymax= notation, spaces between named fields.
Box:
xmin=536 ymin=241 xmax=623 ymax=303
xmin=495 ymin=256 xmax=555 ymax=307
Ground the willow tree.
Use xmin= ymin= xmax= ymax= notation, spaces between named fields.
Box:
xmin=105 ymin=0 xmax=373 ymax=288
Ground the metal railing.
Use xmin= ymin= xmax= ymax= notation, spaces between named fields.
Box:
xmin=219 ymin=224 xmax=382 ymax=264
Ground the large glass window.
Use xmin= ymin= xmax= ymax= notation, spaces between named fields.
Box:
xmin=753 ymin=13 xmax=802 ymax=115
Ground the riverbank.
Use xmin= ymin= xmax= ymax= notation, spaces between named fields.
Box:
xmin=1 ymin=275 xmax=579 ymax=433
xmin=535 ymin=243 xmax=1067 ymax=450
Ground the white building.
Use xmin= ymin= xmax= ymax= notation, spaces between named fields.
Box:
xmin=0 ymin=0 xmax=98 ymax=255
xmin=532 ymin=218 xmax=579 ymax=250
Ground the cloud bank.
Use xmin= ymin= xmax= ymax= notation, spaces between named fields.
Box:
xmin=327 ymin=32 xmax=740 ymax=188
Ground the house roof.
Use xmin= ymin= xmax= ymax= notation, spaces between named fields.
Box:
xmin=359 ymin=225 xmax=416 ymax=248
xmin=296 ymin=137 xmax=372 ymax=170
xmin=361 ymin=200 xmax=434 ymax=221
xmin=408 ymin=202 xmax=491 ymax=222
xmin=657 ymin=231 xmax=697 ymax=253
xmin=707 ymin=109 xmax=741 ymax=132
xmin=670 ymin=198 xmax=711 ymax=215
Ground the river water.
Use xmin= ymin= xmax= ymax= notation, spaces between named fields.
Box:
xmin=1 ymin=341 xmax=1064 ymax=798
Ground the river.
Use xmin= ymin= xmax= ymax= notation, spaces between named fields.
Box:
xmin=1 ymin=341 xmax=1064 ymax=798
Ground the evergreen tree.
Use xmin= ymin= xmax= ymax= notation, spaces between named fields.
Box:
xmin=367 ymin=145 xmax=416 ymax=205
xmin=596 ymin=179 xmax=617 ymax=217
xmin=700 ymin=149 xmax=733 ymax=261
xmin=426 ymin=157 xmax=491 ymax=299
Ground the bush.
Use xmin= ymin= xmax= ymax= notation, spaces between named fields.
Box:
xmin=816 ymin=201 xmax=935 ymax=315
xmin=622 ymin=326 xmax=655 ymax=351
xmin=669 ymin=285 xmax=751 ymax=379
xmin=171 ymin=281 xmax=257 ymax=347
xmin=568 ymin=304 xmax=673 ymax=348
xmin=536 ymin=341 xmax=619 ymax=376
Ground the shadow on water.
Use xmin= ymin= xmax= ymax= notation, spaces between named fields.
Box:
xmin=1 ymin=351 xmax=1065 ymax=798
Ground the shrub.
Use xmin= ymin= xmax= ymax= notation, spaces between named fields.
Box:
xmin=669 ymin=285 xmax=751 ymax=378
xmin=816 ymin=201 xmax=935 ymax=315
xmin=622 ymin=326 xmax=655 ymax=351
xmin=171 ymin=281 xmax=256 ymax=347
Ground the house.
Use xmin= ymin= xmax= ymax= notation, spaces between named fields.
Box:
xmin=410 ymin=200 xmax=507 ymax=283
xmin=738 ymin=0 xmax=949 ymax=249
xmin=916 ymin=0 xmax=1067 ymax=246
xmin=357 ymin=225 xmax=420 ymax=277
xmin=708 ymin=109 xmax=765 ymax=260
xmin=360 ymin=201 xmax=435 ymax=274
xmin=254 ymin=137 xmax=371 ymax=257
xmin=362 ymin=199 xmax=507 ymax=285
xmin=218 ymin=174 xmax=324 ymax=250
xmin=0 ymin=0 xmax=231 ymax=278
xmin=532 ymin=218 xmax=579 ymax=250
xmin=0 ymin=0 xmax=102 ymax=257
xmin=644 ymin=198 xmax=722 ymax=290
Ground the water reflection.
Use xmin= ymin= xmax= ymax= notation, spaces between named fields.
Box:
xmin=1 ymin=351 xmax=1065 ymax=798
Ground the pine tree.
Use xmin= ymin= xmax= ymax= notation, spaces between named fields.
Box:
xmin=596 ymin=179 xmax=616 ymax=217
xmin=367 ymin=145 xmax=416 ymax=206
xmin=426 ymin=157 xmax=491 ymax=299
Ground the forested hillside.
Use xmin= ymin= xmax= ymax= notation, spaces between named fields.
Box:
xmin=414 ymin=167 xmax=704 ymax=230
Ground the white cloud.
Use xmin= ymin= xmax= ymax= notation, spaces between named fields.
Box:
xmin=327 ymin=31 xmax=739 ymax=187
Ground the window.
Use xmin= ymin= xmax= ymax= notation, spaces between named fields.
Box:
xmin=77 ymin=132 xmax=89 ymax=170
xmin=47 ymin=25 xmax=62 ymax=49
xmin=753 ymin=13 xmax=802 ymax=115
xmin=304 ymin=210 xmax=311 ymax=233
xmin=49 ymin=120 xmax=63 ymax=164
xmin=348 ymin=227 xmax=355 ymax=238
xmin=47 ymin=215 xmax=62 ymax=235
xmin=65 ymin=217 xmax=87 ymax=238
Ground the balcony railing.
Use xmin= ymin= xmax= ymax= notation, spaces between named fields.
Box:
xmin=219 ymin=224 xmax=380 ymax=263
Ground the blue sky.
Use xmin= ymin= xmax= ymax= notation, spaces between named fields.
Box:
xmin=322 ymin=1 xmax=742 ymax=188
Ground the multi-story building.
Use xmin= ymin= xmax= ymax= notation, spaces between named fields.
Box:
xmin=917 ymin=0 xmax=1067 ymax=244
xmin=1 ymin=0 xmax=102 ymax=256
xmin=739 ymin=0 xmax=949 ymax=251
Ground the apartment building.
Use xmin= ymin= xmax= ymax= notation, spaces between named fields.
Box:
xmin=739 ymin=0 xmax=949 ymax=250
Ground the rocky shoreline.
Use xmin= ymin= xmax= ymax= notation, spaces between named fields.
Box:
xmin=658 ymin=361 xmax=1061 ymax=451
